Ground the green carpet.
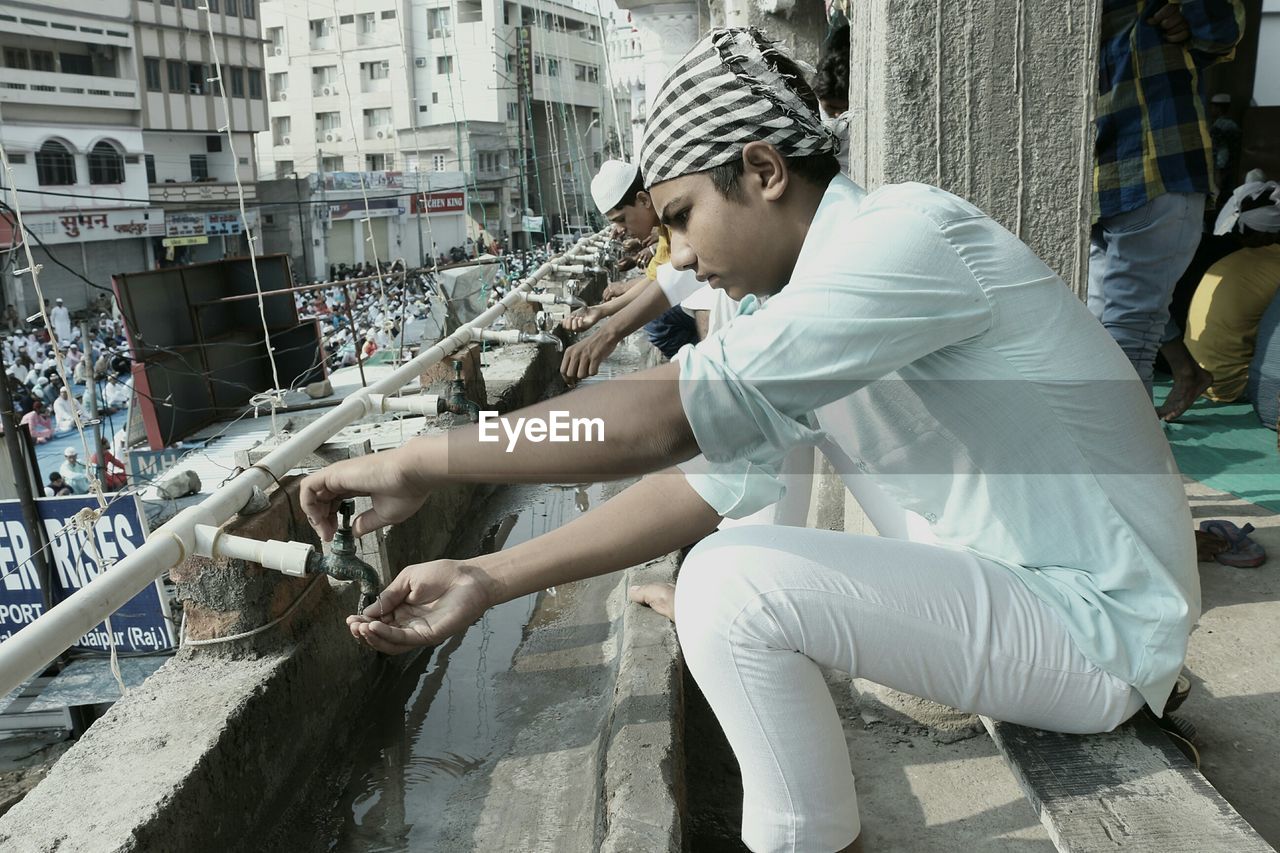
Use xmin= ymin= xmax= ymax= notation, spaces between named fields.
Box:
xmin=1155 ymin=379 xmax=1280 ymax=511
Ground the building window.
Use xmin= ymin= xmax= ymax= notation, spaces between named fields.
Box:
xmin=36 ymin=140 xmax=76 ymax=186
xmin=358 ymin=13 xmax=376 ymax=33
xmin=533 ymin=54 xmax=542 ymax=75
xmin=187 ymin=62 xmax=208 ymax=94
xmin=432 ymin=154 xmax=445 ymax=171
xmin=339 ymin=14 xmax=354 ymax=24
xmin=182 ymin=0 xmax=196 ymax=9
xmin=61 ymin=52 xmax=93 ymax=76
xmin=380 ymin=9 xmax=395 ymax=19
xmin=547 ymin=58 xmax=559 ymax=78
xmin=427 ymin=8 xmax=451 ymax=37
xmin=229 ymin=66 xmax=244 ymax=97
xmin=88 ymin=141 xmax=125 ymax=184
xmin=432 ymin=91 xmax=439 ymax=104
xmin=361 ymin=60 xmax=389 ymax=80
xmin=189 ymin=154 xmax=209 ymax=181
xmin=321 ymin=155 xmax=343 ymax=172
xmin=167 ymin=59 xmax=184 ymax=92
xmin=309 ymin=17 xmax=330 ymax=39
xmin=225 ymin=0 xmax=239 ymax=15
xmin=145 ymin=153 xmax=156 ymax=183
xmin=267 ymin=26 xmax=284 ymax=50
xmin=506 ymin=101 xmax=518 ymax=120
xmin=436 ymin=55 xmax=452 ymax=75
xmin=275 ymin=160 xmax=294 ymax=179
xmin=242 ymin=0 xmax=255 ymax=19
xmin=316 ymin=111 xmax=341 ymax=132
xmin=364 ymin=107 xmax=391 ymax=128
xmin=144 ymin=58 xmax=162 ymax=91
xmin=30 ymin=50 xmax=54 ymax=72
xmin=247 ymin=68 xmax=262 ymax=99
xmin=208 ymin=0 xmax=220 ymax=12
xmin=366 ymin=154 xmax=390 ymax=170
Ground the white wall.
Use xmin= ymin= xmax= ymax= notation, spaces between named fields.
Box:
xmin=1257 ymin=1 xmax=1280 ymax=107
xmin=143 ymin=131 xmax=255 ymax=185
xmin=0 ymin=124 xmax=150 ymax=213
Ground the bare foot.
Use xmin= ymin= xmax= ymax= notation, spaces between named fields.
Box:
xmin=628 ymin=582 xmax=676 ymax=622
xmin=1157 ymin=363 xmax=1213 ymax=422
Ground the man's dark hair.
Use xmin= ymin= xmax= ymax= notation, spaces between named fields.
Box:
xmin=704 ymin=47 xmax=840 ymax=200
xmin=707 ymin=153 xmax=840 ymax=201
xmin=811 ymin=49 xmax=849 ymax=105
xmin=614 ymin=171 xmax=646 ymax=210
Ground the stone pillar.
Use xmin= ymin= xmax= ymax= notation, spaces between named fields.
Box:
xmin=709 ymin=0 xmax=828 ymax=66
xmin=846 ymin=0 xmax=1101 ymax=297
xmin=615 ymin=0 xmax=702 ymax=157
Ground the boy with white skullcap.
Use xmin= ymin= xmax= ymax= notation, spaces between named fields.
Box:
xmin=571 ymin=159 xmax=710 ymax=363
xmin=303 ymin=28 xmax=1196 ymax=853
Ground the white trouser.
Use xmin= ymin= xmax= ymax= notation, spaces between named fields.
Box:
xmin=675 ymin=523 xmax=1144 ymax=853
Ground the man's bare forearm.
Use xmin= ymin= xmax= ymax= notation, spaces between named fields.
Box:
xmin=600 ymin=279 xmax=673 ymax=342
xmin=481 ymin=471 xmax=721 ymax=602
xmin=401 ymin=361 xmax=697 ymax=487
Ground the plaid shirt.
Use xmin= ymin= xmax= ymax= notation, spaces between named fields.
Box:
xmin=1093 ymin=0 xmax=1245 ymax=221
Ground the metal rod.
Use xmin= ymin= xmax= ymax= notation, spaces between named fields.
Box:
xmin=340 ymin=282 xmax=368 ymax=389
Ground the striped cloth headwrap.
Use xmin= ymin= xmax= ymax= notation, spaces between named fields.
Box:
xmin=639 ymin=27 xmax=838 ymax=189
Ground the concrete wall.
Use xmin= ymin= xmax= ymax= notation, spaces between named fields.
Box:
xmin=846 ymin=0 xmax=1100 ymax=297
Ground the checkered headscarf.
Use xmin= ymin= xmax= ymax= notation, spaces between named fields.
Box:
xmin=639 ymin=27 xmax=838 ymax=189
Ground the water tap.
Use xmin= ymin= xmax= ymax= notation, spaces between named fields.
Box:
xmin=438 ymin=360 xmax=481 ymax=422
xmin=306 ymin=498 xmax=382 ymax=610
xmin=518 ymin=331 xmax=564 ymax=352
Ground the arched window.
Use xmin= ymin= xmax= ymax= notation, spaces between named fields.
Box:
xmin=88 ymin=141 xmax=125 ymax=185
xmin=35 ymin=140 xmax=76 ymax=186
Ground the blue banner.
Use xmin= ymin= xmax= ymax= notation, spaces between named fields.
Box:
xmin=0 ymin=496 xmax=175 ymax=653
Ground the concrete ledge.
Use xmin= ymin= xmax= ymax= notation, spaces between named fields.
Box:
xmin=600 ymin=556 xmax=684 ymax=853
xmin=0 ymin=579 xmax=369 ymax=853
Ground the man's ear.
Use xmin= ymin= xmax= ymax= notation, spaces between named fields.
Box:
xmin=636 ymin=190 xmax=651 ymax=210
xmin=740 ymin=142 xmax=788 ymax=202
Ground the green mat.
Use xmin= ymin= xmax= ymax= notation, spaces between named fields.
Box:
xmin=1155 ymin=379 xmax=1280 ymax=512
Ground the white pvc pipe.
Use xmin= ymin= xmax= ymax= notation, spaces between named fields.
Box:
xmin=194 ymin=524 xmax=313 ymax=578
xmin=0 ymin=233 xmax=608 ymax=697
xmin=366 ymin=394 xmax=442 ymax=415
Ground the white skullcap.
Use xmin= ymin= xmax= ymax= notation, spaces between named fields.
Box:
xmin=1214 ymin=181 xmax=1280 ymax=236
xmin=590 ymin=160 xmax=640 ymax=214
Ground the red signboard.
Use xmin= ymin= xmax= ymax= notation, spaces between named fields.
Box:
xmin=0 ymin=211 xmax=19 ymax=251
xmin=410 ymin=190 xmax=466 ymax=215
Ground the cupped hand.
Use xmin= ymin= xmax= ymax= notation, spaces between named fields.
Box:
xmin=562 ymin=306 xmax=603 ymax=333
xmin=1148 ymin=4 xmax=1190 ymax=42
xmin=300 ymin=450 xmax=427 ymax=541
xmin=347 ymin=558 xmax=500 ymax=653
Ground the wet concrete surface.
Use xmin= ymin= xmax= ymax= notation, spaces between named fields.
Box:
xmin=322 ymin=478 xmax=634 ymax=852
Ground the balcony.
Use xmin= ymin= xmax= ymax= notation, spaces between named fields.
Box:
xmin=360 ymin=77 xmax=392 ymax=95
xmin=0 ymin=69 xmax=138 ymax=111
xmin=364 ymin=125 xmax=395 ymax=141
xmin=149 ymin=181 xmax=257 ymax=205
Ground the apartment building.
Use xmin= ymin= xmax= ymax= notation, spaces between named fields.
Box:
xmin=0 ymin=0 xmax=158 ymax=312
xmin=132 ymin=0 xmax=269 ymax=265
xmin=259 ymin=0 xmax=612 ymax=246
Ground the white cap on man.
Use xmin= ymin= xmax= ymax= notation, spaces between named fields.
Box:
xmin=590 ymin=160 xmax=640 ymax=215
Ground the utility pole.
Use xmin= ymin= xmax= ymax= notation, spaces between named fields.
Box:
xmin=81 ymin=318 xmax=102 ymax=482
xmin=317 ymin=146 xmax=329 ymax=275
xmin=289 ymin=171 xmax=311 ymax=283
xmin=0 ymin=350 xmax=54 ymax=616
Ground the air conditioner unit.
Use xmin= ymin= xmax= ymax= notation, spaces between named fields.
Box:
xmin=278 ymin=91 xmax=288 ymax=101
xmin=281 ymin=135 xmax=291 ymax=145
xmin=379 ymin=60 xmax=390 ymax=70
xmin=321 ymin=84 xmax=337 ymax=96
xmin=414 ymin=57 xmax=427 ymax=68
xmin=376 ymin=128 xmax=390 ymax=139
xmin=431 ymin=28 xmax=445 ymax=38
xmin=325 ymin=131 xmax=342 ymax=142
xmin=273 ymin=45 xmax=285 ymax=56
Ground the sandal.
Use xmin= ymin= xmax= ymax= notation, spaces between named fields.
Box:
xmin=1198 ymin=520 xmax=1266 ymax=569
